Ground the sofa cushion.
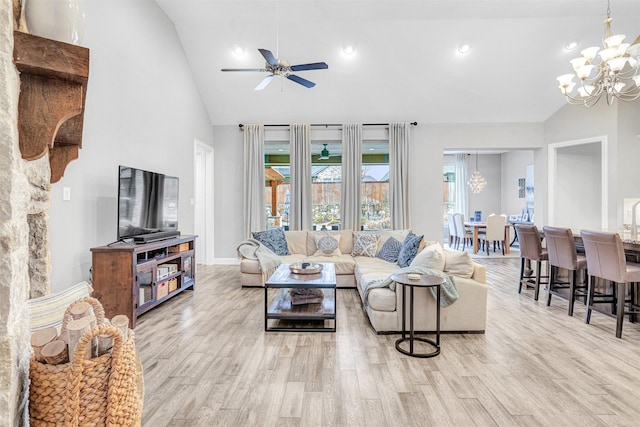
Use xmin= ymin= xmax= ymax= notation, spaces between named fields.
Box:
xmin=304 ymin=255 xmax=355 ymax=275
xmin=240 ymin=254 xmax=305 ymax=274
xmin=397 ymin=232 xmax=423 ymax=267
xmin=351 ymin=232 xmax=379 ymax=257
xmin=313 ymin=234 xmax=342 ymax=256
xmin=376 ymin=236 xmax=402 ymax=263
xmin=285 ymin=230 xmax=308 ymax=255
xmin=365 ymin=287 xmax=396 ymax=312
xmin=443 ymin=248 xmax=474 ymax=279
xmin=410 ymin=242 xmax=445 ymax=271
xmin=252 ymin=228 xmax=289 ymax=256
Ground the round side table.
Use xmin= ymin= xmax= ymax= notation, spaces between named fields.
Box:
xmin=392 ymin=273 xmax=444 ymax=358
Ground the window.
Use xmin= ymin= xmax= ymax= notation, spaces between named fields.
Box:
xmin=264 ymin=142 xmax=290 ymax=229
xmin=312 ymin=142 xmax=341 ymax=230
xmin=443 ymin=163 xmax=455 ymax=224
xmin=361 ymin=141 xmax=390 ymax=230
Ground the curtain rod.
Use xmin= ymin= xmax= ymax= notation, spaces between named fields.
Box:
xmin=238 ymin=122 xmax=417 ymax=129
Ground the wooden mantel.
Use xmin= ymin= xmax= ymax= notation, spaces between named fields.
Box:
xmin=12 ymin=31 xmax=89 ymax=183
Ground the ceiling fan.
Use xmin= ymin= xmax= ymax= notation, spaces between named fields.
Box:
xmin=221 ymin=48 xmax=328 ymax=90
xmin=318 ymin=144 xmax=339 ymax=160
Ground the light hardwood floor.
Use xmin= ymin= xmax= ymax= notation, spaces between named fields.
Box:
xmin=136 ymin=259 xmax=640 ymax=426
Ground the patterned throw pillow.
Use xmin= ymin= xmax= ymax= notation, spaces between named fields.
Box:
xmin=314 ymin=235 xmax=341 ymax=256
xmin=397 ymin=233 xmax=424 ymax=267
xmin=351 ymin=233 xmax=379 ymax=257
xmin=376 ymin=236 xmax=402 ymax=263
xmin=252 ymin=228 xmax=290 ymax=256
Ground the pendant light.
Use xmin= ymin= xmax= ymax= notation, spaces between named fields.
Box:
xmin=468 ymin=151 xmax=487 ymax=194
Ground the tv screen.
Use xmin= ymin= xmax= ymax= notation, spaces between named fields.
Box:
xmin=117 ymin=165 xmax=179 ymax=240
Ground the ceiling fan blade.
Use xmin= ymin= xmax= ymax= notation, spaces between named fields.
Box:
xmin=290 ymin=62 xmax=329 ymax=71
xmin=286 ymin=74 xmax=316 ymax=88
xmin=255 ymin=75 xmax=275 ymax=91
xmin=221 ymin=68 xmax=266 ymax=72
xmin=258 ymin=48 xmax=278 ymax=66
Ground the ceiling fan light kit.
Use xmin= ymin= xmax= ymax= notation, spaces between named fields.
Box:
xmin=221 ymin=48 xmax=328 ymax=90
xmin=556 ymin=0 xmax=640 ymax=106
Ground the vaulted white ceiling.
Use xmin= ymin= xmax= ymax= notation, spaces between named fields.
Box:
xmin=156 ymin=0 xmax=640 ymax=126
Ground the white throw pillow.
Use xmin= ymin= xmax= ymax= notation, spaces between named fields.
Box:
xmin=314 ymin=234 xmax=342 ymax=256
xmin=410 ymin=242 xmax=445 ymax=271
xmin=443 ymin=248 xmax=474 ymax=278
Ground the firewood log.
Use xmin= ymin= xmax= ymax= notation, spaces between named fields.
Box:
xmin=111 ymin=315 xmax=129 ymax=341
xmin=30 ymin=327 xmax=57 ymax=362
xmin=66 ymin=317 xmax=92 ymax=361
xmin=41 ymin=339 xmax=68 ymax=365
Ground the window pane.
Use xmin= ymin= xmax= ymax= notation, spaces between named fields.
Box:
xmin=361 ymin=141 xmax=390 ymax=230
xmin=264 ymin=142 xmax=290 ymax=229
xmin=312 ymin=142 xmax=341 ymax=230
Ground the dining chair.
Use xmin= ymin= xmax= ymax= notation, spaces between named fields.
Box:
xmin=454 ymin=213 xmax=473 ymax=251
xmin=542 ymin=226 xmax=588 ymax=316
xmin=514 ymin=224 xmax=549 ymax=301
xmin=580 ymin=230 xmax=640 ymax=338
xmin=447 ymin=213 xmax=457 ymax=248
xmin=481 ymin=214 xmax=507 ymax=255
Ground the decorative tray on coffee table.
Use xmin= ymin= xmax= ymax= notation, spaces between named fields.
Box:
xmin=289 ymin=262 xmax=323 ymax=275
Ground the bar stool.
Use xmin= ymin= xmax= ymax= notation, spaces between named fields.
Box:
xmin=515 ymin=224 xmax=549 ymax=301
xmin=580 ymin=230 xmax=640 ymax=338
xmin=542 ymin=226 xmax=588 ymax=316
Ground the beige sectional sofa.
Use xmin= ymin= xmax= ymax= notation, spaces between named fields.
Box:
xmin=239 ymin=229 xmax=487 ymax=333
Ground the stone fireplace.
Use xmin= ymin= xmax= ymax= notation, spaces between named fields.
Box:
xmin=1 ymin=1 xmax=89 ymax=422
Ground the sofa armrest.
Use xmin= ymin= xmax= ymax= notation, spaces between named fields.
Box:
xmin=470 ymin=262 xmax=487 ymax=284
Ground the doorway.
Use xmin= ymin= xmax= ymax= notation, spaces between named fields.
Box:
xmin=548 ymin=137 xmax=607 ymax=229
xmin=194 ymin=140 xmax=214 ymax=264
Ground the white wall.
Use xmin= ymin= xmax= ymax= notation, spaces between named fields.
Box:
xmin=615 ymin=101 xmax=640 ymax=226
xmin=467 ymin=154 xmax=501 ymax=221
xmin=544 ymin=101 xmax=616 ymax=229
xmin=554 ymin=143 xmax=602 ymax=229
xmin=48 ymin=0 xmax=214 ymax=291
xmin=501 ymin=150 xmax=534 ymax=216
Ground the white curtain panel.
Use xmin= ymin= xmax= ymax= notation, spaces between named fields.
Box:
xmin=389 ymin=122 xmax=411 ymax=230
xmin=290 ymin=124 xmax=313 ymax=230
xmin=454 ymin=153 xmax=469 ymax=219
xmin=243 ymin=124 xmax=265 ymax=238
xmin=340 ymin=124 xmax=363 ymax=231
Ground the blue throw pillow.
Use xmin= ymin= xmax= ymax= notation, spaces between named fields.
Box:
xmin=252 ymin=228 xmax=290 ymax=256
xmin=377 ymin=237 xmax=402 ymax=263
xmin=397 ymin=233 xmax=423 ymax=267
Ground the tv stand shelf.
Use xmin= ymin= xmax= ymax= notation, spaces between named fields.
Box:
xmin=90 ymin=235 xmax=196 ymax=327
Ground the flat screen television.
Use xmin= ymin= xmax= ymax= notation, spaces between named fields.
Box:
xmin=117 ymin=165 xmax=180 ymax=241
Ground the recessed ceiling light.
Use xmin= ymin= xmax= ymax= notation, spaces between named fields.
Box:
xmin=233 ymin=46 xmax=245 ymax=56
xmin=564 ymin=41 xmax=578 ymax=51
xmin=342 ymin=45 xmax=355 ymax=55
xmin=277 ymin=148 xmax=284 ymax=152
xmin=457 ymin=42 xmax=471 ymax=54
xmin=369 ymin=148 xmax=375 ymax=151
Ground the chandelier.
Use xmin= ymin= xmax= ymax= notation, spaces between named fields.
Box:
xmin=468 ymin=152 xmax=486 ymax=194
xmin=556 ymin=0 xmax=640 ymax=106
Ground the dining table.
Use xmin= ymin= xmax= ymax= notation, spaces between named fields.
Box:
xmin=464 ymin=221 xmax=511 ymax=255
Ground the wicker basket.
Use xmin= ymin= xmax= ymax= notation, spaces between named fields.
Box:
xmin=29 ymin=297 xmax=143 ymax=427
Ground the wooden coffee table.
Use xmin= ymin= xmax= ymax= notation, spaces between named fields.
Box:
xmin=264 ymin=263 xmax=336 ymax=332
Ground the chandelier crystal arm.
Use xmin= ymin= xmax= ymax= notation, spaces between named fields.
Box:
xmin=556 ymin=0 xmax=640 ymax=106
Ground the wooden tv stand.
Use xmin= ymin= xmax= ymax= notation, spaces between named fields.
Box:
xmin=90 ymin=235 xmax=196 ymax=328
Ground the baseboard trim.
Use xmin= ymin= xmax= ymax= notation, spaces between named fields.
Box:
xmin=210 ymin=258 xmax=240 ymax=265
